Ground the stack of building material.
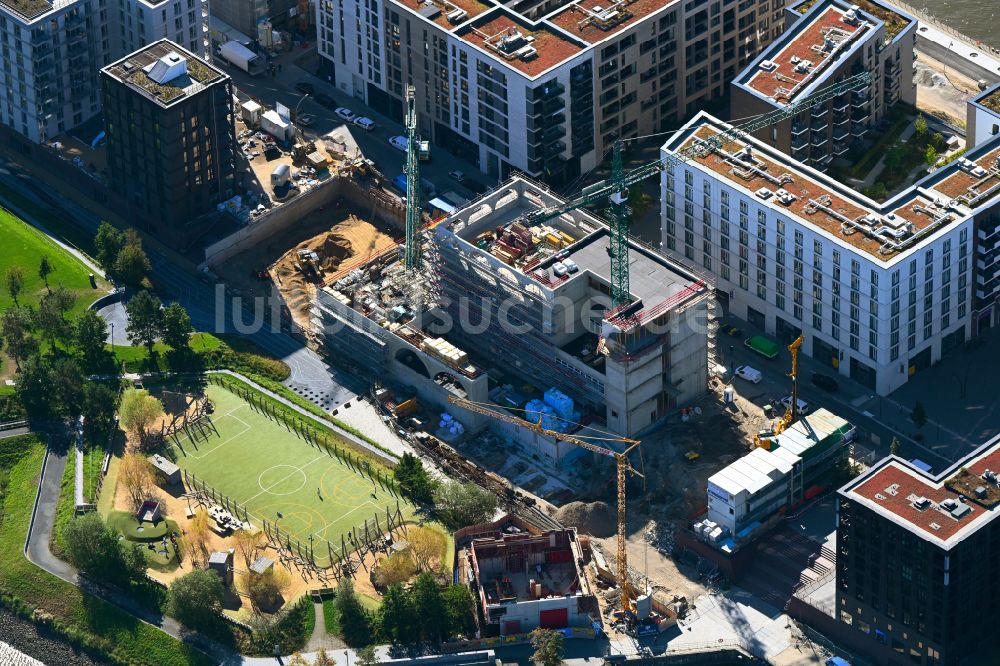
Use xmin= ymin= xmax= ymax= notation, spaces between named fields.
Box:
xmin=420 ymin=337 xmax=469 ymax=367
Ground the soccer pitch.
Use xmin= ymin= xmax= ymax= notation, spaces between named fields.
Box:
xmin=164 ymin=383 xmax=408 ymax=564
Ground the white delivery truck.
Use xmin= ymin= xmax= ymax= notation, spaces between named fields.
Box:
xmin=218 ymin=41 xmax=265 ymax=76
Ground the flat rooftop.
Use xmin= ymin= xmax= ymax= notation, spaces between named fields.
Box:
xmin=665 ymin=114 xmax=1000 ymax=262
xmin=743 ymin=3 xmax=870 ymax=104
xmin=443 ymin=177 xmax=706 ymax=326
xmin=0 ymin=0 xmax=52 ymax=21
xmin=391 ymin=0 xmax=493 ymax=30
xmin=101 ymin=39 xmax=227 ymax=108
xmin=791 ymin=0 xmax=911 ymax=42
xmin=841 ymin=435 xmax=1000 ymax=549
xmin=456 ymin=11 xmax=585 ymax=77
xmin=546 ymin=0 xmax=672 ymax=45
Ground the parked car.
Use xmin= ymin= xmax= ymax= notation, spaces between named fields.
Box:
xmin=353 ymin=116 xmax=376 ymax=131
xmin=735 ymin=365 xmax=762 ymax=383
xmin=296 ymin=113 xmax=315 ymax=126
xmin=780 ymin=395 xmax=810 ymax=415
xmin=388 ymin=135 xmax=408 ymax=151
xmin=722 ymin=324 xmax=742 ymax=337
xmin=811 ymin=372 xmax=839 ymax=392
xmin=335 ymin=107 xmax=356 ymax=121
xmin=314 ymin=93 xmax=335 ymax=108
xmin=448 ymin=170 xmax=465 ymax=182
xmin=294 ymin=81 xmax=315 ymax=95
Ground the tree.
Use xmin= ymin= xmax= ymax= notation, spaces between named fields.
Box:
xmin=884 ymin=145 xmax=906 ymax=173
xmin=5 ymin=266 xmax=24 ymax=306
xmin=890 ymin=436 xmax=902 ymax=456
xmin=125 ymin=290 xmax=163 ymax=355
xmin=114 ymin=230 xmax=152 ymax=289
xmin=442 ymin=584 xmax=476 ymax=638
xmin=95 ymin=222 xmax=126 ymax=274
xmin=1 ymin=306 xmax=37 ymax=370
xmin=378 ymin=583 xmax=413 ymax=645
xmin=914 ymin=114 xmax=927 ymax=137
xmin=245 ymin=568 xmax=290 ymax=612
xmin=161 ymin=302 xmax=193 ymax=350
xmin=912 ymin=401 xmax=927 ymax=429
xmin=529 ymin=627 xmax=564 ymax=666
xmin=36 ymin=287 xmax=75 ymax=350
xmin=394 ymin=453 xmax=437 ymax=504
xmin=357 ymin=646 xmax=380 ymax=666
xmin=118 ymin=388 xmax=164 ymax=447
xmin=314 ymin=649 xmax=336 ymax=666
xmin=119 ymin=452 xmax=155 ymax=511
xmin=75 ymin=310 xmax=109 ymax=370
xmin=375 ymin=551 xmax=417 ymax=588
xmin=333 ymin=578 xmax=371 ymax=646
xmin=932 ymin=131 xmax=945 ymax=150
xmin=14 ymin=354 xmax=55 ymax=417
xmin=925 ymin=145 xmax=938 ymax=168
xmin=168 ymin=569 xmax=225 ymax=628
xmin=82 ymin=382 xmax=118 ymax=433
xmin=181 ymin=509 xmax=211 ymax=566
xmin=234 ymin=529 xmax=265 ymax=570
xmin=61 ymin=512 xmax=142 ymax=584
xmin=51 ymin=357 xmax=84 ymax=415
xmin=38 ymin=255 xmax=53 ymax=293
xmin=411 ymin=572 xmax=444 ymax=642
xmin=433 ymin=481 xmax=499 ymax=529
xmin=408 ymin=526 xmax=446 ymax=573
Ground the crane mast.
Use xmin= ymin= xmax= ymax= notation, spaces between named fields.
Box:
xmin=448 ymin=396 xmax=643 ymax=617
xmin=521 ymin=71 xmax=872 ymax=307
xmin=404 ymin=85 xmax=422 ymax=271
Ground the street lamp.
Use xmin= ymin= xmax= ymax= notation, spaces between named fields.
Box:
xmin=294 ymin=93 xmax=309 ymax=139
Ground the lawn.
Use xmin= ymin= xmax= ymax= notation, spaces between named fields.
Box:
xmin=0 ymin=206 xmax=105 ymax=316
xmin=161 ymin=383 xmax=413 ymax=567
xmin=110 ymin=332 xmax=291 ymax=382
xmin=0 ymin=435 xmax=214 ymax=666
xmin=107 ymin=511 xmax=182 ymax=572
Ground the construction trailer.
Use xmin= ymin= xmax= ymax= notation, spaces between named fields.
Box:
xmin=702 ymin=408 xmax=856 ymax=550
xmin=311 ymin=176 xmax=713 ymax=457
xmin=458 ymin=521 xmax=598 ymax=637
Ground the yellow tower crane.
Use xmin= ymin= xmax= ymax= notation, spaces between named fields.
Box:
xmin=447 ymin=396 xmax=643 ymax=617
xmin=755 ymin=334 xmax=805 ymax=448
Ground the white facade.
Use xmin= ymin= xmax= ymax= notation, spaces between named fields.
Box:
xmin=967 ymin=83 xmax=1000 ymax=151
xmin=661 ymin=112 xmax=984 ymax=395
xmin=0 ymin=0 xmax=208 ymax=143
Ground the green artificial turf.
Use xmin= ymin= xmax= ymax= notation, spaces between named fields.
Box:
xmin=0 ymin=207 xmax=104 ymax=316
xmin=163 ymin=384 xmax=413 ymax=567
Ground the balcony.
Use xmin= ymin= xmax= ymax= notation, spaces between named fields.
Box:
xmin=791 ymin=122 xmax=808 ymax=135
xmin=852 ymin=90 xmax=869 ymax=104
xmin=832 ymin=96 xmax=849 ymax=112
xmin=810 ymin=120 xmax=828 ymax=133
xmin=534 ymin=81 xmax=565 ymax=99
xmin=833 ymin=142 xmax=849 ymax=156
xmin=543 ymin=140 xmax=566 ymax=156
xmin=542 ymin=125 xmax=567 ymax=144
xmin=811 ymin=133 xmax=828 ymax=147
xmin=832 ymin=125 xmax=849 ymax=141
xmin=792 ymin=135 xmax=809 ymax=151
xmin=833 ymin=111 xmax=849 ymax=125
xmin=851 ymin=122 xmax=868 ymax=137
xmin=810 ymin=104 xmax=828 ymax=119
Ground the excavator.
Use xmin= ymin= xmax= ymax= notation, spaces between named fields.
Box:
xmin=754 ymin=334 xmax=804 ymax=449
xmin=447 ymin=396 xmax=643 ymax=621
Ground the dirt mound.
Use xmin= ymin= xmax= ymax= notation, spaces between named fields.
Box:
xmin=555 ymin=501 xmax=616 ymax=537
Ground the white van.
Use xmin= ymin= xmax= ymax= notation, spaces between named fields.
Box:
xmin=389 ymin=135 xmax=408 ymax=151
xmin=780 ymin=395 xmax=810 ymax=415
xmin=353 ymin=117 xmax=376 ymax=131
xmin=553 ymin=261 xmax=568 ymax=277
xmin=735 ymin=365 xmax=762 ymax=383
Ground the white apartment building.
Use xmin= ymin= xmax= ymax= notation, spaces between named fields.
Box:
xmin=662 ymin=112 xmax=1000 ymax=395
xmin=316 ymin=0 xmax=787 ymax=184
xmin=0 ymin=0 xmax=207 ymax=143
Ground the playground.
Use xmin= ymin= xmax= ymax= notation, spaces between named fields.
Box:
xmin=160 ymin=381 xmax=413 ymax=569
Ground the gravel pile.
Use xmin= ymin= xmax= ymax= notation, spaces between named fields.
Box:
xmin=0 ymin=610 xmax=108 ymax=666
xmin=554 ymin=501 xmax=615 ymax=537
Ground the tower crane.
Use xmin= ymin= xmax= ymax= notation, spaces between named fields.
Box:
xmin=447 ymin=395 xmax=643 ymax=618
xmin=516 ymin=71 xmax=873 ymax=309
xmin=404 ymin=85 xmax=422 ymax=270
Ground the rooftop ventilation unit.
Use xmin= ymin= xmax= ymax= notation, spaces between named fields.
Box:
xmin=983 ymin=469 xmax=997 ymax=483
xmin=823 ymin=36 xmax=837 ymax=51
xmin=790 ymin=55 xmax=800 ymax=64
xmin=794 ymin=60 xmax=813 ymax=74
xmin=759 ymin=60 xmax=777 ymax=72
xmin=843 ymin=6 xmax=859 ymax=24
xmin=737 ymin=145 xmax=754 ymax=162
xmin=517 ymin=46 xmax=538 ymax=60
xmin=912 ymin=496 xmax=931 ymax=510
xmin=447 ymin=8 xmax=468 ymax=22
xmin=975 ymin=486 xmax=988 ymax=499
xmin=755 ymin=187 xmax=773 ymax=200
xmin=499 ymin=30 xmax=526 ymax=53
xmin=776 ymin=189 xmax=797 ymax=205
xmin=971 ymin=165 xmax=989 ymax=178
xmin=939 ymin=498 xmax=958 ymax=511
xmin=883 ymin=212 xmax=907 ymax=229
xmin=951 ymin=503 xmax=972 ymax=519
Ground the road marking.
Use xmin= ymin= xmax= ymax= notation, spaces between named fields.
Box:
xmin=241 ymin=454 xmax=328 ymax=505
xmin=171 ymin=416 xmax=250 ymax=461
xmin=310 ymin=500 xmax=378 ymax=546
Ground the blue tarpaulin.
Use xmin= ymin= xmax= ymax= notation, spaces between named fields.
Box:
xmin=428 ymin=197 xmax=456 ymax=213
xmin=909 ymin=458 xmax=932 ymax=473
xmin=825 ymin=657 xmax=851 ymax=666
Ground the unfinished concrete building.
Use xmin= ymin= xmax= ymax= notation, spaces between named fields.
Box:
xmin=458 ymin=522 xmax=596 ymax=637
xmin=312 ymin=176 xmax=711 ymax=458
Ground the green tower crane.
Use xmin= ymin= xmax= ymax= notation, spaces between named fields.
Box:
xmin=522 ymin=71 xmax=872 ymax=308
xmin=404 ymin=85 xmax=422 ymax=271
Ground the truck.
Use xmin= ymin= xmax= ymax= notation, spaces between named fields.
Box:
xmin=217 ymin=41 xmax=265 ymax=76
xmin=744 ymin=335 xmax=779 ymax=359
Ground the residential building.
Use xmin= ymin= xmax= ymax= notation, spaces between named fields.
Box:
xmin=704 ymin=408 xmax=854 ymax=544
xmin=316 ymin=0 xmax=787 ymax=184
xmin=101 ymin=39 xmax=237 ymax=247
xmin=730 ymin=0 xmax=915 ymax=170
xmin=209 ymin=0 xmax=296 ymax=40
xmin=836 ymin=435 xmax=1000 ymax=665
xmin=0 ymin=0 xmax=208 ymax=145
xmin=661 ymin=112 xmax=1000 ymax=394
xmin=456 ymin=515 xmax=598 ymax=637
xmin=968 ymin=84 xmax=1000 ymax=335
xmin=312 ymin=176 xmax=711 ymax=457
